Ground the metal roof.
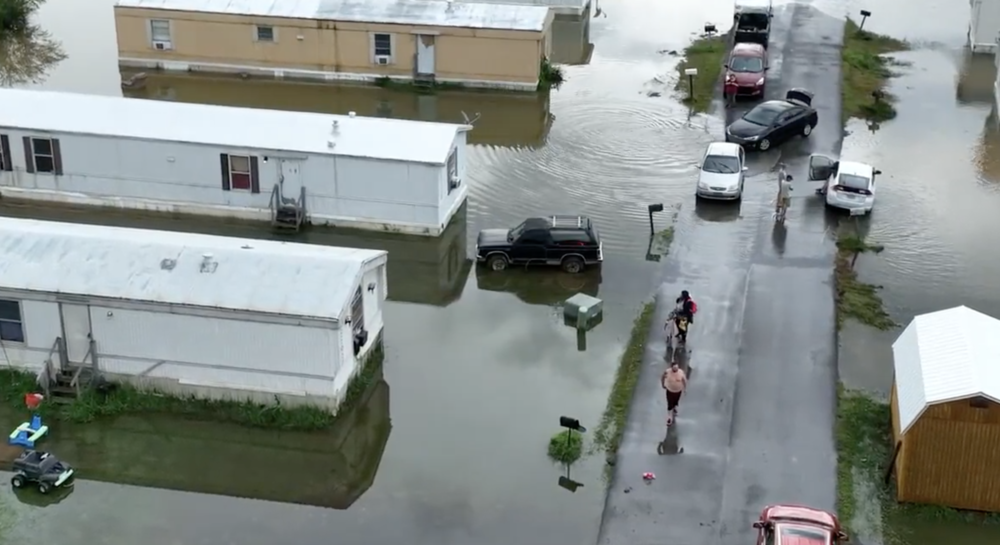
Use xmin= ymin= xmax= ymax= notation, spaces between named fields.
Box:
xmin=0 ymin=218 xmax=387 ymax=321
xmin=892 ymin=306 xmax=1000 ymax=434
xmin=116 ymin=0 xmax=550 ymax=32
xmin=0 ymin=89 xmax=464 ymax=164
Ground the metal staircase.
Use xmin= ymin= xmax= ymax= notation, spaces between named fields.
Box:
xmin=269 ymin=184 xmax=307 ymax=232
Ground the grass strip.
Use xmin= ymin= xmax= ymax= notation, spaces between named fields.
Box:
xmin=841 ymin=18 xmax=909 ymax=122
xmin=835 ymin=231 xmax=895 ymax=330
xmin=675 ymin=35 xmax=728 ymax=113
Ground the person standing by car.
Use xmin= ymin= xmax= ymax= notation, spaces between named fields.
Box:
xmin=662 ymin=363 xmax=688 ymax=426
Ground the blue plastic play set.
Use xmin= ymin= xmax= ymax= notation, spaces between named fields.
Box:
xmin=9 ymin=414 xmax=49 ymax=449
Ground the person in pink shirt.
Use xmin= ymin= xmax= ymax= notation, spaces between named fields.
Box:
xmin=661 ymin=363 xmax=688 ymax=426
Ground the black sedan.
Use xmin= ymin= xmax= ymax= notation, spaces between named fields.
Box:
xmin=725 ymin=89 xmax=818 ymax=151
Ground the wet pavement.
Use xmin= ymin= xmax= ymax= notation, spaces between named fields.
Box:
xmin=599 ymin=4 xmax=842 ymax=544
xmin=6 ymin=0 xmax=1000 ymax=543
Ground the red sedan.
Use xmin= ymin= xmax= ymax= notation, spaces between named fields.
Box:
xmin=724 ymin=42 xmax=768 ymax=98
xmin=753 ymin=504 xmax=849 ymax=545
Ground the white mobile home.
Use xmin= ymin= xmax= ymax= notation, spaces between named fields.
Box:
xmin=0 ymin=89 xmax=471 ymax=236
xmin=971 ymin=0 xmax=1000 ymax=54
xmin=0 ymin=218 xmax=388 ymax=409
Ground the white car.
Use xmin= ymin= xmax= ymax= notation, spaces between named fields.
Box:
xmin=807 ymin=154 xmax=882 ymax=214
xmin=696 ymin=142 xmax=748 ymax=201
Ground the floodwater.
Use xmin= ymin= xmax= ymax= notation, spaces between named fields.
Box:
xmin=5 ymin=0 xmax=1000 ymax=543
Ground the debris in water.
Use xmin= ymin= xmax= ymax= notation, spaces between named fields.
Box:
xmin=642 ymin=472 xmax=656 ymax=481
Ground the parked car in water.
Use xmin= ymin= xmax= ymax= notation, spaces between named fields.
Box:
xmin=807 ymin=155 xmax=882 ymax=215
xmin=725 ymin=89 xmax=818 ymax=151
xmin=695 ymin=142 xmax=748 ymax=201
xmin=753 ymin=504 xmax=849 ymax=545
xmin=475 ymin=216 xmax=603 ymax=274
xmin=725 ymin=43 xmax=768 ymax=99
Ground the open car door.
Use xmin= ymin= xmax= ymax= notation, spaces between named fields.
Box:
xmin=808 ymin=154 xmax=836 ymax=181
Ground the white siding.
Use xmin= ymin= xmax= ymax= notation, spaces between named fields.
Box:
xmin=0 ymin=299 xmax=61 ymax=372
xmin=438 ymin=132 xmax=470 ymax=226
xmin=0 ymin=129 xmax=467 ymax=235
xmin=971 ymin=0 xmax=1000 ymax=54
xmin=93 ymin=307 xmax=342 ymax=396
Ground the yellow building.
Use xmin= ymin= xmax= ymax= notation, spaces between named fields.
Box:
xmin=114 ymin=0 xmax=554 ymax=91
xmin=890 ymin=306 xmax=1000 ymax=513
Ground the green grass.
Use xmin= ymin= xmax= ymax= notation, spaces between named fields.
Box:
xmin=592 ymin=301 xmax=656 ymax=462
xmin=841 ymin=19 xmax=909 ymax=123
xmin=836 ymin=387 xmax=1000 ymax=544
xmin=0 ymin=343 xmax=384 ymax=431
xmin=675 ymin=35 xmax=728 ymax=113
xmin=835 ymin=229 xmax=895 ymax=330
xmin=547 ymin=429 xmax=584 ymax=464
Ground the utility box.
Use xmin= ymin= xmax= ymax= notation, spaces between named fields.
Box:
xmin=563 ymin=293 xmax=604 ymax=330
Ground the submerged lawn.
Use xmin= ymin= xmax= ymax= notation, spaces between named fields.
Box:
xmin=841 ymin=19 xmax=909 ymax=122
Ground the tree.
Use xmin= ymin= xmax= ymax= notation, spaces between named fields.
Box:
xmin=0 ymin=0 xmax=43 ymax=33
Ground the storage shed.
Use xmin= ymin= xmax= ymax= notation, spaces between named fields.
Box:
xmin=0 ymin=217 xmax=388 ymax=410
xmin=0 ymin=88 xmax=471 ymax=236
xmin=890 ymin=306 xmax=1000 ymax=512
xmin=114 ymin=0 xmax=554 ymax=91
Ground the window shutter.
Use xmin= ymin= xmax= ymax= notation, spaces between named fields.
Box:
xmin=250 ymin=156 xmax=260 ymax=194
xmin=52 ymin=138 xmax=63 ymax=175
xmin=22 ymin=137 xmax=34 ymax=173
xmin=219 ymin=153 xmax=231 ymax=190
xmin=0 ymin=135 xmax=11 ymax=171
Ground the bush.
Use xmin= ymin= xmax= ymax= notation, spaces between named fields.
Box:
xmin=547 ymin=429 xmax=583 ymax=463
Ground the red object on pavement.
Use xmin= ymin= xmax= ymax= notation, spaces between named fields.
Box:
xmin=24 ymin=393 xmax=43 ymax=410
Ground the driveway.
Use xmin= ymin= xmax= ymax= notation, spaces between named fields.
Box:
xmin=598 ymin=4 xmax=843 ymax=545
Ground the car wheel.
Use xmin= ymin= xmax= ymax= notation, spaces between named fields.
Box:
xmin=561 ymin=256 xmax=585 ymax=274
xmin=38 ymin=482 xmax=50 ymax=494
xmin=802 ymin=124 xmax=812 ymax=137
xmin=10 ymin=475 xmax=24 ymax=489
xmin=758 ymin=138 xmax=771 ymax=151
xmin=486 ymin=254 xmax=508 ymax=271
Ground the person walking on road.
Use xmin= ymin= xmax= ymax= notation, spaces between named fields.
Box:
xmin=662 ymin=363 xmax=688 ymax=426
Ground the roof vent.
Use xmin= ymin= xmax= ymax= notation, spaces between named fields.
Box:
xmin=447 ymin=0 xmax=454 ymax=9
xmin=348 ymin=111 xmax=356 ymax=118
xmin=160 ymin=258 xmax=177 ymax=271
xmin=331 ymin=120 xmax=339 ymax=133
xmin=200 ymin=253 xmax=218 ymax=274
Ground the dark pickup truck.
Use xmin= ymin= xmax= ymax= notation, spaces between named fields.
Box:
xmin=475 ymin=216 xmax=603 ymax=274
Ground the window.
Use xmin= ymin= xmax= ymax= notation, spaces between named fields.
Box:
xmin=372 ymin=33 xmax=392 ymax=59
xmin=0 ymin=134 xmax=9 ymax=172
xmin=551 ymin=230 xmax=590 ymax=245
xmin=447 ymin=150 xmax=459 ymax=193
xmin=0 ymin=299 xmax=24 ymax=343
xmin=516 ymin=230 xmax=550 ymax=245
xmin=970 ymin=396 xmax=991 ymax=409
xmin=220 ymin=153 xmax=260 ymax=193
xmin=742 ymin=105 xmax=783 ymax=126
xmin=350 ymin=286 xmax=365 ymax=334
xmin=31 ymin=138 xmax=55 ymax=173
xmin=256 ymin=25 xmax=275 ymax=42
xmin=729 ymin=56 xmax=764 ymax=73
xmin=701 ymin=155 xmax=741 ymax=174
xmin=150 ymin=19 xmax=171 ymax=46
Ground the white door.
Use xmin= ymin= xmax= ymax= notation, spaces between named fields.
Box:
xmin=416 ymin=35 xmax=436 ymax=75
xmin=279 ymin=159 xmax=303 ymax=200
xmin=60 ymin=303 xmax=92 ymax=364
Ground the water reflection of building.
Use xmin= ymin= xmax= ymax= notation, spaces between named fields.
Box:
xmin=0 ymin=201 xmax=471 ymax=307
xmin=121 ymin=72 xmax=553 ymax=149
xmin=976 ymin=108 xmax=1000 ymax=184
xmin=2 ymin=367 xmax=391 ymax=509
xmin=475 ymin=267 xmax=601 ymax=306
xmin=454 ymin=0 xmax=590 ymax=17
xmin=550 ymin=13 xmax=594 ymax=65
xmin=956 ymin=50 xmax=997 ymax=105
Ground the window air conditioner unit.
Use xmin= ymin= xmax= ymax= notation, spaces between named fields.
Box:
xmin=153 ymin=41 xmax=172 ymax=51
xmin=353 ymin=330 xmax=369 ymax=355
xmin=449 ymin=176 xmax=461 ymax=190
xmin=375 ymin=55 xmax=390 ymax=65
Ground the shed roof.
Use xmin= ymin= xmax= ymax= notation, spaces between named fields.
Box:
xmin=116 ymin=0 xmax=550 ymax=32
xmin=892 ymin=306 xmax=1000 ymax=434
xmin=0 ymin=89 xmax=464 ymax=164
xmin=0 ymin=218 xmax=386 ymax=322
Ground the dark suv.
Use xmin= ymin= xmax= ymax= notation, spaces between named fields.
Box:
xmin=476 ymin=216 xmax=603 ymax=273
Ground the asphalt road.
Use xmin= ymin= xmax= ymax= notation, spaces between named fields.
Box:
xmin=598 ymin=4 xmax=843 ymax=545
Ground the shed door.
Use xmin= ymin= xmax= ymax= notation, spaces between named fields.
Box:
xmin=60 ymin=303 xmax=92 ymax=364
xmin=279 ymin=159 xmax=303 ymax=201
xmin=416 ymin=35 xmax=436 ymax=75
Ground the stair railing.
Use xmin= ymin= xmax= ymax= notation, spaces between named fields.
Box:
xmin=37 ymin=337 xmax=62 ymax=398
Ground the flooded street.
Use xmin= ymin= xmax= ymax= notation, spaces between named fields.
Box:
xmin=5 ymin=0 xmax=1000 ymax=542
